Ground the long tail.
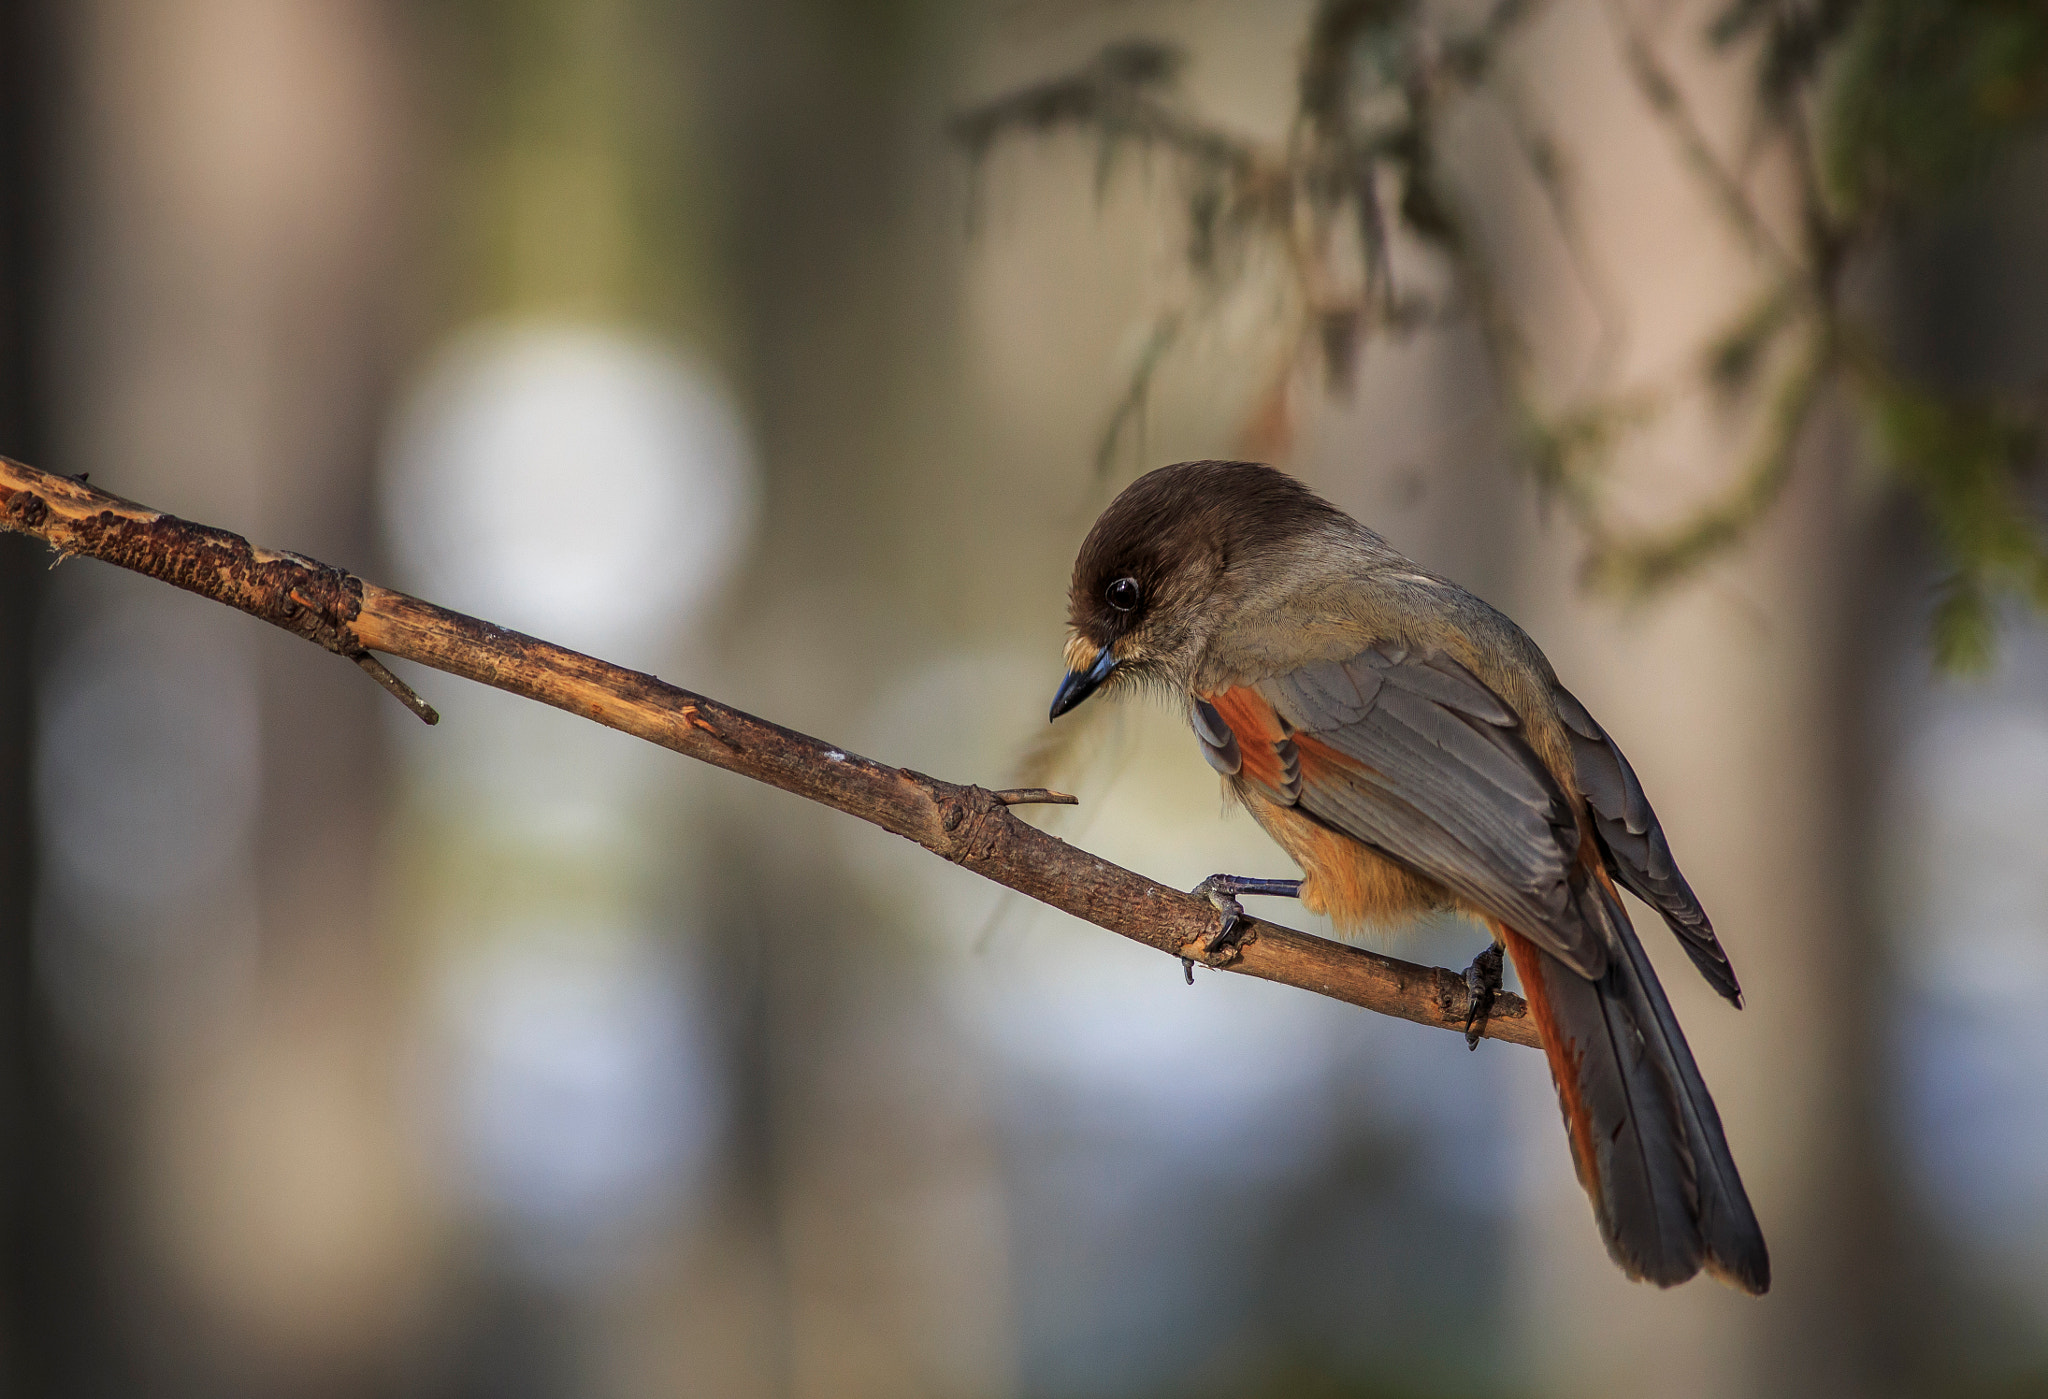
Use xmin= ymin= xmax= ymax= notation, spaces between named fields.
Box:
xmin=1499 ymin=873 xmax=1770 ymax=1294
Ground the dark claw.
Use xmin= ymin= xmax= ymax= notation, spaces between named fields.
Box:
xmin=1188 ymin=874 xmax=1302 ymax=960
xmin=1203 ymin=891 xmax=1245 ymax=955
xmin=1463 ymin=942 xmax=1505 ymax=1050
xmin=1181 ymin=957 xmax=1195 ymax=985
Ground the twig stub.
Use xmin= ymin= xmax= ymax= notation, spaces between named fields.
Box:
xmin=993 ymin=787 xmax=1080 ymax=806
xmin=355 ymin=654 xmax=440 ymax=725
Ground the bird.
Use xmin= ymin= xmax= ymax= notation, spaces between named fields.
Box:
xmin=1047 ymin=459 xmax=1768 ymax=1294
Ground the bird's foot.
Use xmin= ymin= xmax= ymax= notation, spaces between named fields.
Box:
xmin=1462 ymin=942 xmax=1505 ymax=1050
xmin=1187 ymin=874 xmax=1302 ymax=962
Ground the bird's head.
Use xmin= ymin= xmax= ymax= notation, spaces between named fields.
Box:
xmin=1050 ymin=460 xmax=1346 ymax=719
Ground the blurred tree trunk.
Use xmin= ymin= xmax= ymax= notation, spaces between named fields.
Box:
xmin=1499 ymin=2 xmax=1898 ymax=1394
xmin=709 ymin=5 xmax=1021 ymax=1396
xmin=0 ymin=2 xmax=104 ymax=1393
xmin=47 ymin=2 xmax=426 ymax=1391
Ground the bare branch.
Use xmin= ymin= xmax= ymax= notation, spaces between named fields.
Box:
xmin=0 ymin=454 xmax=1540 ymax=1050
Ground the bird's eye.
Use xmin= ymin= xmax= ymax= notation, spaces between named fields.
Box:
xmin=1105 ymin=577 xmax=1141 ymax=612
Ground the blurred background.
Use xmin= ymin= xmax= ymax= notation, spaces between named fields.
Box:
xmin=2 ymin=0 xmax=2047 ymax=1395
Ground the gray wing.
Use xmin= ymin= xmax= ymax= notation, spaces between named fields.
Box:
xmin=1552 ymin=684 xmax=1742 ymax=1006
xmin=1242 ymin=646 xmax=1607 ymax=980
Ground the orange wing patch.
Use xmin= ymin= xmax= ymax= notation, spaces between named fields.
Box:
xmin=1200 ymin=687 xmax=1447 ymax=930
xmin=1201 ymin=687 xmax=1292 ymax=793
xmin=1290 ymin=731 xmax=1368 ymax=788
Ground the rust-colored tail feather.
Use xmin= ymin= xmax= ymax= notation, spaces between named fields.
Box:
xmin=1501 ymin=879 xmax=1770 ymax=1294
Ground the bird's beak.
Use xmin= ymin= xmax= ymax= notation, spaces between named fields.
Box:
xmin=1050 ymin=646 xmax=1119 ymax=721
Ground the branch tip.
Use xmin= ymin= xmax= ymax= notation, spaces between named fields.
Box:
xmin=994 ymin=787 xmax=1080 ymax=806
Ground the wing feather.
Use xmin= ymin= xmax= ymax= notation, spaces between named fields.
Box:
xmin=1552 ymin=685 xmax=1742 ymax=1005
xmin=1193 ymin=647 xmax=1767 ymax=1289
xmin=1211 ymin=647 xmax=1605 ymax=978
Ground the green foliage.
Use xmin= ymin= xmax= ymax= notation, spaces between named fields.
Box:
xmin=1824 ymin=0 xmax=2048 ymax=217
xmin=1865 ymin=374 xmax=2048 ymax=669
xmin=953 ymin=0 xmax=1536 ymax=465
xmin=1808 ymin=0 xmax=2048 ymax=664
xmin=1593 ymin=333 xmax=1830 ymax=595
xmin=959 ymin=0 xmax=2048 ymax=668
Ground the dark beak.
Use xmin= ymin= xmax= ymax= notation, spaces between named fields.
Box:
xmin=1050 ymin=648 xmax=1119 ymax=721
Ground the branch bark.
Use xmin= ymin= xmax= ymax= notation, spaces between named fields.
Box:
xmin=0 ymin=454 xmax=1538 ymax=1049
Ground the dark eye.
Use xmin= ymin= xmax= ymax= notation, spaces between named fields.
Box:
xmin=1105 ymin=577 xmax=1141 ymax=612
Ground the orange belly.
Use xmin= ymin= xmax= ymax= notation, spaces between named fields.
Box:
xmin=1232 ymin=782 xmax=1452 ymax=931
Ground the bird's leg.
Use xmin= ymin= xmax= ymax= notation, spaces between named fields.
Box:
xmin=1188 ymin=875 xmax=1302 ymax=961
xmin=1462 ymin=942 xmax=1505 ymax=1050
